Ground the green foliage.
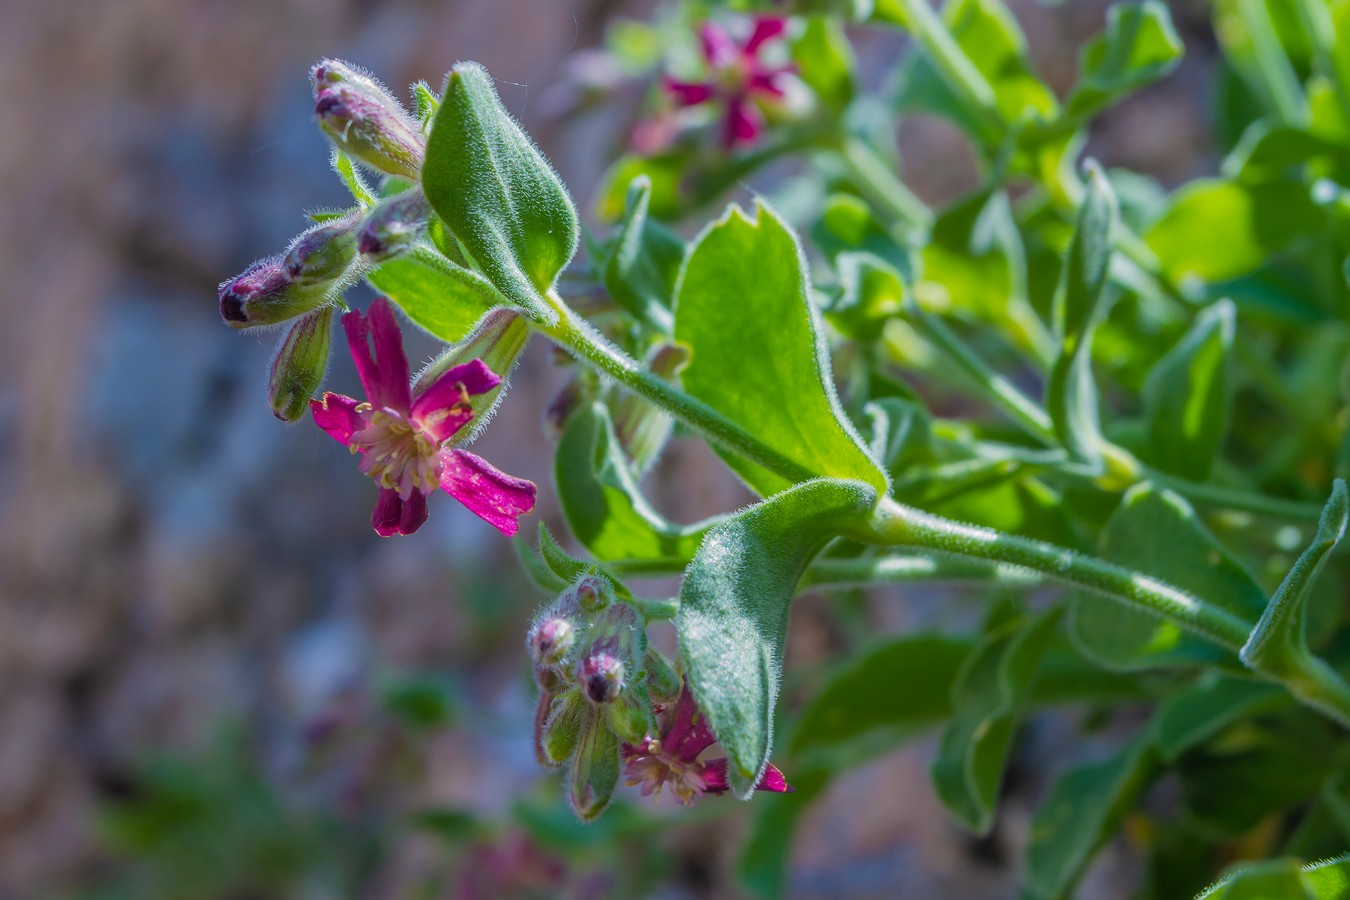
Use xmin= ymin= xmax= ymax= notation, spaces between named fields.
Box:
xmin=367 ymin=250 xmax=502 ymax=342
xmin=1195 ymin=855 xmax=1350 ymax=900
xmin=1065 ymin=1 xmax=1183 ymax=121
xmin=601 ymin=176 xmax=684 ymax=331
xmin=423 ymin=62 xmax=579 ymax=322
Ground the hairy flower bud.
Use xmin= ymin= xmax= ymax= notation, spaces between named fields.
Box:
xmin=528 ymin=613 xmax=578 ymax=669
xmin=284 ymin=213 xmax=361 ymax=286
xmin=569 ymin=707 xmax=619 ymax=821
xmin=573 ymin=574 xmax=614 ymax=614
xmin=579 ymin=652 xmax=625 ymax=705
xmin=541 ymin=691 xmax=586 ymax=766
xmin=268 ymin=306 xmax=333 ymax=422
xmin=218 ymin=255 xmax=329 ymax=329
xmin=313 ymin=66 xmax=425 ymax=179
xmin=610 ymin=343 xmax=688 ymax=475
xmin=359 ymin=189 xmax=432 ymax=261
xmin=576 ymin=601 xmax=643 ymax=705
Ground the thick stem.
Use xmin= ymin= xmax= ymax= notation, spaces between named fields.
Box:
xmin=834 ymin=136 xmax=934 ymax=234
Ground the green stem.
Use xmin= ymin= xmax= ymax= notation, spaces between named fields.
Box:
xmin=535 ymin=291 xmax=815 ymax=484
xmin=834 ymin=136 xmax=934 ymax=233
xmin=865 ymin=497 xmax=1253 ymax=647
xmin=802 ymin=552 xmax=1041 ymax=589
xmin=1237 ymin=0 xmax=1308 ymax=127
xmin=893 ymin=0 xmax=1005 ymax=147
xmin=634 ymin=595 xmax=679 ymax=621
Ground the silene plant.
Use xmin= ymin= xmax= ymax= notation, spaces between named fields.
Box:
xmin=221 ymin=1 xmax=1350 ymax=896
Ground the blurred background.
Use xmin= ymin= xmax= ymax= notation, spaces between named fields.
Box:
xmin=0 ymin=0 xmax=1216 ymax=896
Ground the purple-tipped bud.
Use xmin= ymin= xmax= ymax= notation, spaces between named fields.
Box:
xmin=310 ymin=58 xmax=383 ymax=93
xmin=574 ymin=574 xmax=614 ymax=613
xmin=218 ymin=255 xmax=329 ymax=329
xmin=283 ymin=213 xmax=361 ymax=285
xmin=579 ymin=652 xmax=625 ymax=705
xmin=313 ymin=77 xmax=425 ymax=180
xmin=529 ymin=616 xmax=577 ymax=669
xmin=568 ymin=707 xmax=619 ymax=821
xmin=541 ymin=690 xmax=586 ymax=766
xmin=359 ymin=189 xmax=431 ymax=261
xmin=268 ymin=306 xmax=334 ymax=422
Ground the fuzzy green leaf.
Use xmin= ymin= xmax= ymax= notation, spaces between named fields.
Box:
xmin=677 ymin=478 xmax=879 ymax=797
xmin=674 ymin=201 xmax=888 ymax=496
xmin=602 ymin=176 xmax=684 ymax=332
xmin=367 ymin=248 xmax=502 ymax=342
xmin=423 ymin=62 xmax=578 ymax=323
xmin=1195 ymin=855 xmax=1350 ymax=900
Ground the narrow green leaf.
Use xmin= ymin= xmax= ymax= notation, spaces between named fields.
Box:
xmin=1065 ymin=1 xmax=1184 ymax=121
xmin=1242 ymin=481 xmax=1350 ymax=693
xmin=677 ymin=478 xmax=879 ymax=797
xmin=930 ymin=610 xmax=1060 ymax=834
xmin=331 ymin=150 xmax=375 ymax=207
xmin=554 ymin=402 xmax=709 ymax=568
xmin=674 ymin=201 xmax=889 ymax=496
xmin=537 ymin=523 xmax=593 ymax=585
xmin=1023 ymin=734 xmax=1156 ymax=900
xmin=1046 ymin=162 xmax=1117 ymax=466
xmin=1070 ymin=485 xmax=1267 ymax=671
xmin=513 ymin=534 xmax=567 ymax=594
xmin=423 ymin=62 xmax=579 ymax=323
xmin=1194 ymin=859 xmax=1318 ymax=900
xmin=1223 ymin=121 xmax=1348 ymax=183
xmin=601 ymin=176 xmax=684 ymax=332
xmin=1142 ymin=298 xmax=1235 ymax=481
xmin=367 ymin=248 xmax=502 ymax=342
xmin=828 ymin=253 xmax=907 ymax=341
xmin=790 ymin=633 xmax=971 ymax=770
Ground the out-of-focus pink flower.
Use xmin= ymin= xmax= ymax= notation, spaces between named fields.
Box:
xmin=311 ymin=297 xmax=536 ymax=537
xmin=622 ymin=681 xmax=792 ymax=805
xmin=663 ymin=17 xmax=792 ymax=149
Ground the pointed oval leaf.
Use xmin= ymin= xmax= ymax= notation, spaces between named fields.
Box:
xmin=367 ymin=247 xmax=503 ymax=342
xmin=601 ymin=175 xmax=683 ymax=332
xmin=677 ymin=478 xmax=879 ymax=797
xmin=674 ymin=201 xmax=888 ymax=496
xmin=423 ymin=62 xmax=578 ymax=323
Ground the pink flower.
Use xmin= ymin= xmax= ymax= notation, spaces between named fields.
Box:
xmin=310 ymin=297 xmax=536 ymax=537
xmin=663 ymin=17 xmax=792 ymax=149
xmin=622 ymin=681 xmax=792 ymax=805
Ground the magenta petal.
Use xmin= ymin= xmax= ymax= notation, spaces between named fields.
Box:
xmin=747 ymin=70 xmax=788 ymax=99
xmin=698 ymin=21 xmax=738 ymax=68
xmin=399 ymin=490 xmax=429 ymax=535
xmin=410 ymin=359 xmax=502 ymax=444
xmin=664 ymin=78 xmax=716 ymax=108
xmin=722 ymin=97 xmax=762 ymax=148
xmin=664 ymin=684 xmax=718 ymax=762
xmin=743 ymin=17 xmax=787 ymax=55
xmin=372 ymin=488 xmax=404 ymax=537
xmin=439 ymin=449 xmax=537 ymax=536
xmin=701 ymin=759 xmax=730 ymax=794
xmin=310 ymin=392 xmax=367 ymax=445
xmin=341 ymin=298 xmax=412 ymax=412
xmin=756 ymin=764 xmax=793 ymax=794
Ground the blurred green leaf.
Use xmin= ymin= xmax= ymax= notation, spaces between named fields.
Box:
xmin=1070 ymin=485 xmax=1267 ymax=671
xmin=602 ymin=176 xmax=685 ymax=331
xmin=1142 ymin=298 xmax=1235 ymax=481
xmin=677 ymin=478 xmax=879 ymax=797
xmin=1065 ymin=0 xmax=1183 ymax=121
xmin=931 ymin=610 xmax=1059 ymax=834
xmin=792 ymin=17 xmax=856 ymax=112
xmin=555 ymin=402 xmax=709 ymax=568
xmin=1152 ymin=674 xmax=1284 ymax=762
xmin=812 ymin=192 xmax=914 ymax=279
xmin=1145 ymin=178 xmax=1322 ymax=283
xmin=1047 ymin=163 xmax=1117 ymax=467
xmin=1023 ymin=734 xmax=1157 ymax=900
xmin=423 ymin=62 xmax=579 ymax=322
xmin=1224 ymin=121 xmax=1349 ymax=183
xmin=828 ymin=253 xmax=907 ymax=341
xmin=674 ymin=201 xmax=889 ymax=495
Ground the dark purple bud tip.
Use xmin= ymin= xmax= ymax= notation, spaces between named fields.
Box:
xmin=314 ymin=91 xmax=349 ymax=121
xmin=357 ymin=231 xmax=385 ymax=257
xmin=219 ymin=289 xmax=247 ymax=323
xmin=218 ymin=257 xmax=289 ymax=327
xmin=580 ymin=653 xmax=624 ymax=704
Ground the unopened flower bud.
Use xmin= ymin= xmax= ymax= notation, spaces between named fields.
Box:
xmin=643 ymin=648 xmax=681 ymax=701
xmin=284 ymin=213 xmax=361 ymax=286
xmin=569 ymin=708 xmax=620 ymax=821
xmin=218 ymin=255 xmax=328 ymax=329
xmin=579 ymin=652 xmax=625 ymax=705
xmin=359 ymin=189 xmax=431 ymax=261
xmin=528 ymin=614 xmax=578 ymax=669
xmin=268 ymin=306 xmax=334 ymax=422
xmin=541 ymin=691 xmax=587 ymax=766
xmin=313 ymin=72 xmax=425 ymax=179
xmin=573 ymin=574 xmax=614 ymax=614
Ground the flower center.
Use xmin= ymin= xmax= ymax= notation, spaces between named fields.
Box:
xmin=623 ymin=737 xmax=708 ymax=806
xmin=349 ymin=406 xmax=441 ymax=500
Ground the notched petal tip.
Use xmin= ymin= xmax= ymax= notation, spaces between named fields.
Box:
xmin=311 ymin=392 xmax=367 ymax=444
xmin=440 ymin=449 xmax=537 ymax=536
